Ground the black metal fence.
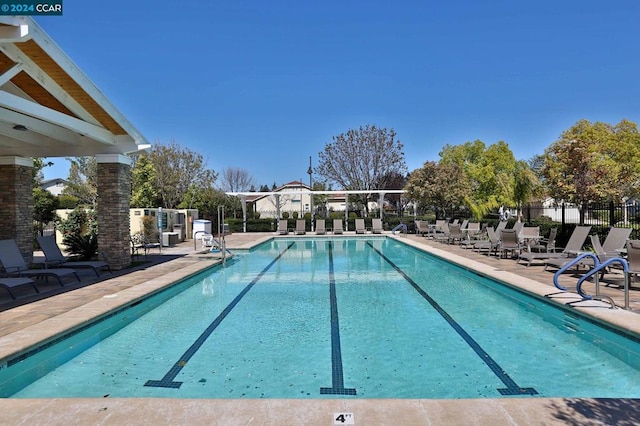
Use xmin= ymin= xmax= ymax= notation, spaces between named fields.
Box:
xmin=518 ymin=201 xmax=640 ymax=239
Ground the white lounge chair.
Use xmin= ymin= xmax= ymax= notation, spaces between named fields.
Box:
xmin=0 ymin=239 xmax=79 ymax=286
xmin=37 ymin=235 xmax=111 ymax=277
xmin=277 ymin=219 xmax=289 ymax=235
xmin=333 ymin=219 xmax=344 ymax=234
xmin=315 ymin=219 xmax=326 ymax=235
xmin=372 ymin=218 xmax=383 ymax=234
xmin=295 ymin=219 xmax=306 ymax=235
xmin=355 ymin=218 xmax=366 ymax=234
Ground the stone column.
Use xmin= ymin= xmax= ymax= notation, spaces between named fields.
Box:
xmin=0 ymin=157 xmax=33 ymax=262
xmin=96 ymin=154 xmax=131 ymax=270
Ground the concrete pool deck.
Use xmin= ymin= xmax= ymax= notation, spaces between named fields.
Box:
xmin=0 ymin=232 xmax=639 ymax=424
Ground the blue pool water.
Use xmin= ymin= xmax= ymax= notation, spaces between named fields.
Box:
xmin=2 ymin=237 xmax=640 ymax=399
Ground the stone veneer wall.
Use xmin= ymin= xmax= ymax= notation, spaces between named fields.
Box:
xmin=0 ymin=163 xmax=33 ymax=262
xmin=97 ymin=161 xmax=131 ymax=270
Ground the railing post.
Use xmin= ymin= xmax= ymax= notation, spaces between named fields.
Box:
xmin=609 ymin=200 xmax=615 ymax=227
xmin=624 ymin=272 xmax=630 ymax=310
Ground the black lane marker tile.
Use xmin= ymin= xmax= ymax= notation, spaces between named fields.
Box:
xmin=367 ymin=242 xmax=537 ymax=396
xmin=320 ymin=240 xmax=357 ymax=395
xmin=145 ymin=242 xmax=295 ymax=389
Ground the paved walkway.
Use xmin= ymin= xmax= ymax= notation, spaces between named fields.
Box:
xmin=0 ymin=232 xmax=638 ymax=425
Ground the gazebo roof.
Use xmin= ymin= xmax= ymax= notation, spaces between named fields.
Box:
xmin=0 ymin=16 xmax=149 ymax=159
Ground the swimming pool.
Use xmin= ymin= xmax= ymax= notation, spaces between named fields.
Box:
xmin=2 ymin=237 xmax=640 ymax=399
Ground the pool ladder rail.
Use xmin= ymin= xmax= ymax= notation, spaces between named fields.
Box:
xmin=194 ymin=231 xmax=234 ymax=266
xmin=391 ymin=223 xmax=408 ymax=235
xmin=210 ymin=236 xmax=233 ymax=266
xmin=550 ymin=252 xmax=630 ymax=310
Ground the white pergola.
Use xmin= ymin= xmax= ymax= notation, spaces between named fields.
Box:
xmin=227 ymin=189 xmax=407 ymax=232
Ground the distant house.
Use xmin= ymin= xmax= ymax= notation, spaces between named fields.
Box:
xmin=252 ymin=181 xmax=313 ymax=219
xmin=248 ymin=181 xmax=386 ymax=218
xmin=40 ymin=178 xmax=67 ymax=197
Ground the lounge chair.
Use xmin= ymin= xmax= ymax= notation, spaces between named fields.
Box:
xmin=527 ymin=227 xmax=558 ymax=254
xmin=372 ymin=218 xmax=383 ymax=234
xmin=415 ymin=220 xmax=430 ymax=236
xmin=37 ymin=235 xmax=111 ymax=277
xmin=431 ymin=219 xmax=446 ymax=238
xmin=518 ymin=226 xmax=586 ymax=267
xmin=519 ymin=226 xmax=540 ymax=241
xmin=295 ymin=219 xmax=306 ymax=235
xmin=473 ymin=227 xmax=500 ymax=256
xmin=277 ymin=219 xmax=289 ymax=235
xmin=625 ymin=240 xmax=640 ymax=282
xmin=541 ymin=226 xmax=593 ymax=270
xmin=499 ymin=229 xmax=520 ymax=259
xmin=0 ymin=277 xmax=39 ymax=299
xmin=448 ymin=223 xmax=463 ymax=244
xmin=315 ymin=219 xmax=326 ymax=235
xmin=601 ymin=227 xmax=632 ymax=256
xmin=433 ymin=222 xmax=450 ymax=243
xmin=333 ymin=219 xmax=344 ymax=234
xmin=585 ymin=234 xmax=619 ymax=277
xmin=466 ymin=222 xmax=481 ymax=236
xmin=512 ymin=222 xmax=524 ymax=235
xmin=0 ymin=239 xmax=79 ymax=286
xmin=459 ymin=222 xmax=482 ymax=249
xmin=355 ymin=218 xmax=366 ymax=234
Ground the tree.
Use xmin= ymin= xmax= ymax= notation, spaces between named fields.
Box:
xmin=540 ymin=119 xmax=640 ymax=222
xmin=131 ymin=155 xmax=160 ymax=207
xmin=33 ymin=187 xmax=58 ymax=236
xmin=218 ymin=167 xmax=254 ymax=192
xmin=64 ymin=156 xmax=98 ymax=208
xmin=439 ymin=140 xmax=517 ymax=218
xmin=180 ymin=187 xmax=239 ymax=220
xmin=404 ymin=161 xmax=470 ymax=219
xmin=316 ymin=124 xmax=407 ymax=190
xmin=513 ymin=160 xmax=541 ymax=221
xmin=148 ymin=140 xmax=218 ymax=209
xmin=32 ymin=157 xmax=53 ymax=186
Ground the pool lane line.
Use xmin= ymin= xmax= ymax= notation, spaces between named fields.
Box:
xmin=366 ymin=242 xmax=537 ymax=396
xmin=320 ymin=240 xmax=357 ymax=395
xmin=145 ymin=242 xmax=296 ymax=389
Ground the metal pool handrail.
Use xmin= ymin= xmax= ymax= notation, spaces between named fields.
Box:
xmin=552 ymin=252 xmax=630 ymax=309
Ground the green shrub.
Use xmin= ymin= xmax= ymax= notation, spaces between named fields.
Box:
xmin=63 ymin=233 xmax=98 ymax=261
xmin=56 ymin=208 xmax=98 ymax=260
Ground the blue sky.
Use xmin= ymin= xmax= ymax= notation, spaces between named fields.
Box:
xmin=37 ymin=0 xmax=640 ymax=188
